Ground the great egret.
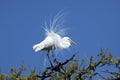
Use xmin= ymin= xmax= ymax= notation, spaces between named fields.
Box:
xmin=33 ymin=11 xmax=77 ymax=53
xmin=33 ymin=11 xmax=77 ymax=66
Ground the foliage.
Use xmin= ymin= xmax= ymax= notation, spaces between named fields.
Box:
xmin=0 ymin=48 xmax=120 ymax=80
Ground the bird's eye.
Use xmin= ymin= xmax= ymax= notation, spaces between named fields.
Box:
xmin=68 ymin=39 xmax=71 ymax=42
xmin=68 ymin=38 xmax=71 ymax=40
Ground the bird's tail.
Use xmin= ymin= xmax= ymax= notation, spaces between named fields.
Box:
xmin=33 ymin=43 xmax=43 ymax=52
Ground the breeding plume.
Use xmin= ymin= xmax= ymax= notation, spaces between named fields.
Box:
xmin=33 ymin=11 xmax=76 ymax=53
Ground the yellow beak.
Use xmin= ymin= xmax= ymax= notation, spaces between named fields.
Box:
xmin=69 ymin=39 xmax=77 ymax=45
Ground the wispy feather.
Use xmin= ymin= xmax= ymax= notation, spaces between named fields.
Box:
xmin=43 ymin=10 xmax=67 ymax=37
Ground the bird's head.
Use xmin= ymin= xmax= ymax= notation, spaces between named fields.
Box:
xmin=62 ymin=37 xmax=77 ymax=45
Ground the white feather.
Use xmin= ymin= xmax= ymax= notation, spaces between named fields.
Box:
xmin=33 ymin=10 xmax=76 ymax=52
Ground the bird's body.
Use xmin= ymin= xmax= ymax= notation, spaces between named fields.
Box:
xmin=33 ymin=32 xmax=72 ymax=52
xmin=33 ymin=11 xmax=76 ymax=52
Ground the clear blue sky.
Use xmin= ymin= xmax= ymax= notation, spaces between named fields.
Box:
xmin=0 ymin=0 xmax=120 ymax=75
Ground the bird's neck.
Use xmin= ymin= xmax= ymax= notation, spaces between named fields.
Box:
xmin=60 ymin=40 xmax=71 ymax=49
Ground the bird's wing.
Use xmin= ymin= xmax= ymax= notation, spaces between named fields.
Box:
xmin=42 ymin=36 xmax=54 ymax=49
xmin=33 ymin=36 xmax=54 ymax=52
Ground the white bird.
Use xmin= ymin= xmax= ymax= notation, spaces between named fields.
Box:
xmin=33 ymin=11 xmax=77 ymax=53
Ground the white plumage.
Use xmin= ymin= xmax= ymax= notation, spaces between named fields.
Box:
xmin=33 ymin=11 xmax=76 ymax=52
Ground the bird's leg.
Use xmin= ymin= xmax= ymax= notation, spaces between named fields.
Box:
xmin=51 ymin=50 xmax=56 ymax=63
xmin=47 ymin=51 xmax=53 ymax=67
xmin=51 ymin=50 xmax=55 ymax=59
